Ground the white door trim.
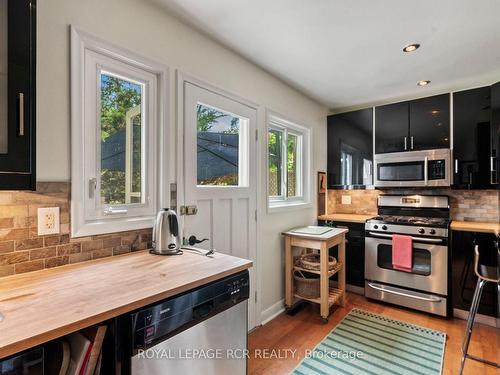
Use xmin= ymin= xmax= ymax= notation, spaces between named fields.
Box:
xmin=175 ymin=71 xmax=262 ymax=328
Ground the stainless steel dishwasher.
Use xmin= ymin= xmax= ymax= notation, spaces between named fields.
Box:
xmin=115 ymin=270 xmax=249 ymax=375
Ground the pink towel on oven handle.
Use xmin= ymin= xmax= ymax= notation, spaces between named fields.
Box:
xmin=392 ymin=234 xmax=413 ymax=272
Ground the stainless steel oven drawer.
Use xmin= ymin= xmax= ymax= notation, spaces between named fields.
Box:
xmin=365 ymin=237 xmax=448 ymax=295
xmin=365 ymin=281 xmax=447 ymax=316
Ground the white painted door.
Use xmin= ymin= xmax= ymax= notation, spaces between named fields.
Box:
xmin=182 ymin=81 xmax=258 ymax=330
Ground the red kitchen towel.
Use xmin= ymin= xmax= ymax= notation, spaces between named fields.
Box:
xmin=392 ymin=234 xmax=413 ymax=272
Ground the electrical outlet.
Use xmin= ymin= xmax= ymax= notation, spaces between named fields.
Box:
xmin=341 ymin=195 xmax=352 ymax=205
xmin=38 ymin=207 xmax=60 ymax=235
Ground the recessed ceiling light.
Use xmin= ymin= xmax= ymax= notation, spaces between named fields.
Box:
xmin=431 ymin=110 xmax=440 ymax=114
xmin=403 ymin=43 xmax=420 ymax=53
xmin=417 ymin=80 xmax=431 ymax=87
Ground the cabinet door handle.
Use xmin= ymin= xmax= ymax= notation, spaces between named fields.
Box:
xmin=454 ymin=159 xmax=458 ymax=174
xmin=404 ymin=137 xmax=407 ymax=150
xmin=491 ymin=156 xmax=498 ymax=184
xmin=18 ymin=93 xmax=25 ymax=136
xmin=410 ymin=136 xmax=414 ymax=150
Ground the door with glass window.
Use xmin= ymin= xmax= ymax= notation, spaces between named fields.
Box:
xmin=182 ymin=82 xmax=257 ymax=329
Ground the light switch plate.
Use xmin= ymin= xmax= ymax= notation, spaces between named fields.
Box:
xmin=341 ymin=195 xmax=352 ymax=205
xmin=38 ymin=207 xmax=60 ymax=235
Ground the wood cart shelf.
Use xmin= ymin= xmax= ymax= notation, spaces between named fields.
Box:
xmin=294 ymin=287 xmax=344 ymax=308
xmin=282 ymin=227 xmax=348 ymax=322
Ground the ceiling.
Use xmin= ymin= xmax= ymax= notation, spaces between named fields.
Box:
xmin=151 ymin=0 xmax=500 ymax=111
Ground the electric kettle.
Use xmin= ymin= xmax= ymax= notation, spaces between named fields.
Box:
xmin=151 ymin=208 xmax=182 ymax=255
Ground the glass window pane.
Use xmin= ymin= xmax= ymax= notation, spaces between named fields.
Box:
xmin=0 ymin=0 xmax=8 ymax=154
xmin=100 ymin=73 xmax=143 ymax=205
xmin=197 ymin=103 xmax=241 ymax=186
xmin=268 ymin=129 xmax=282 ymax=196
xmin=287 ymin=134 xmax=298 ymax=197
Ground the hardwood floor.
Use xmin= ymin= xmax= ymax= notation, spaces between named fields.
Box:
xmin=248 ymin=293 xmax=499 ymax=375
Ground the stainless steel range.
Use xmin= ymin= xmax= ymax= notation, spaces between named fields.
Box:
xmin=364 ymin=195 xmax=450 ymax=316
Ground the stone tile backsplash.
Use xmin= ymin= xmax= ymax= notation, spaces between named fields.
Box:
xmin=0 ymin=182 xmax=152 ymax=278
xmin=327 ymin=189 xmax=499 ymax=223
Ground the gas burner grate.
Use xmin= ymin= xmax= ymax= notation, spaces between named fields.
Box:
xmin=373 ymin=215 xmax=449 ymax=226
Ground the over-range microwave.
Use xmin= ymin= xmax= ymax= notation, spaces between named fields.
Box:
xmin=374 ymin=149 xmax=451 ymax=188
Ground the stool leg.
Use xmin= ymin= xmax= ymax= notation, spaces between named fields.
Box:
xmin=459 ymin=278 xmax=486 ymax=375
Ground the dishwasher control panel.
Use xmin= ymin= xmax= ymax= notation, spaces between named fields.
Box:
xmin=131 ymin=270 xmax=249 ymax=350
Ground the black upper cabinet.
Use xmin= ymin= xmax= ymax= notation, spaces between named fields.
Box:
xmin=327 ymin=108 xmax=373 ymax=188
xmin=453 ymin=86 xmax=491 ymax=188
xmin=0 ymin=0 xmax=36 ymax=190
xmin=409 ymin=94 xmax=450 ymax=150
xmin=374 ymin=102 xmax=408 ymax=153
xmin=453 ymin=84 xmax=500 ymax=189
xmin=491 ymin=82 xmax=500 ymax=186
xmin=375 ymin=94 xmax=450 ymax=153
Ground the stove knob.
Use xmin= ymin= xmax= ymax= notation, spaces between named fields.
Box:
xmin=418 ymin=228 xmax=425 ymax=234
xmin=429 ymin=229 xmax=436 ymax=235
xmin=382 ymin=225 xmax=387 ymax=230
xmin=373 ymin=225 xmax=379 ymax=229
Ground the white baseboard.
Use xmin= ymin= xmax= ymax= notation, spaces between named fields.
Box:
xmin=453 ymin=308 xmax=499 ymax=328
xmin=260 ymin=299 xmax=285 ymax=325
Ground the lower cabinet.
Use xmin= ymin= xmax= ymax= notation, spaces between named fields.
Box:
xmin=319 ymin=220 xmax=365 ymax=288
xmin=451 ymin=230 xmax=498 ymax=317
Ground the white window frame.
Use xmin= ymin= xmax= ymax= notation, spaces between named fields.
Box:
xmin=267 ymin=112 xmax=311 ymax=212
xmin=70 ymin=27 xmax=169 ymax=237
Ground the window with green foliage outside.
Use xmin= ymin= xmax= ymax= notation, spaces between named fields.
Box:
xmin=268 ymin=128 xmax=282 ymax=196
xmin=99 ymin=73 xmax=144 ymax=205
xmin=268 ymin=126 xmax=301 ymax=200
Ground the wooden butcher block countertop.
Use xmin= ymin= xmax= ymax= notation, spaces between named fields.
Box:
xmin=318 ymin=213 xmax=375 ymax=223
xmin=451 ymin=221 xmax=500 ymax=235
xmin=0 ymin=250 xmax=252 ymax=359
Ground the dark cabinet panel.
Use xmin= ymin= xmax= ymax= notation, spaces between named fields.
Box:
xmin=375 ymin=102 xmax=408 ymax=154
xmin=409 ymin=94 xmax=450 ymax=150
xmin=453 ymin=84 xmax=499 ymax=189
xmin=452 ymin=86 xmax=492 ymax=188
xmin=491 ymin=82 xmax=500 ymax=186
xmin=327 ymin=108 xmax=373 ymax=188
xmin=0 ymin=0 xmax=36 ymax=190
xmin=375 ymin=94 xmax=450 ymax=154
xmin=319 ymin=220 xmax=365 ymax=288
xmin=451 ymin=231 xmax=498 ymax=317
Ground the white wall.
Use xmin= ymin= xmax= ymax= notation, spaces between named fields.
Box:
xmin=37 ymin=0 xmax=328 ymax=321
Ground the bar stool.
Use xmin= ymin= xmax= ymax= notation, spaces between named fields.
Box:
xmin=459 ymin=244 xmax=500 ymax=374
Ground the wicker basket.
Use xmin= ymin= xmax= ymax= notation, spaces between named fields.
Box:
xmin=293 ymin=270 xmax=320 ymax=299
xmin=296 ymin=253 xmax=337 ymax=271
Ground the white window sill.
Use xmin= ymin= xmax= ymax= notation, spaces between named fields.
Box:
xmin=267 ymin=200 xmax=312 ymax=214
xmin=71 ymin=215 xmax=155 ymax=238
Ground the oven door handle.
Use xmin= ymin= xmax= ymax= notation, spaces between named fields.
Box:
xmin=367 ymin=231 xmax=444 ymax=244
xmin=366 ymin=282 xmax=443 ymax=302
xmin=424 ymin=156 xmax=428 ymax=186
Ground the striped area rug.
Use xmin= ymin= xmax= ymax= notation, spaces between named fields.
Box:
xmin=292 ymin=308 xmax=446 ymax=375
